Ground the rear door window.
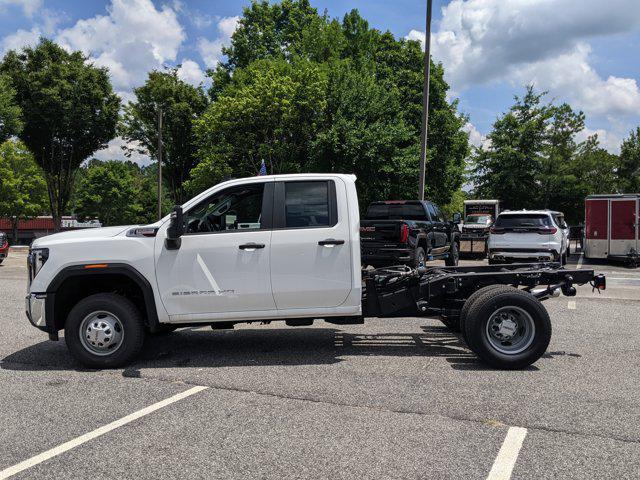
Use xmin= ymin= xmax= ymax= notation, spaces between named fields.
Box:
xmin=365 ymin=203 xmax=428 ymax=220
xmin=425 ymin=203 xmax=437 ymax=222
xmin=280 ymin=181 xmax=337 ymax=228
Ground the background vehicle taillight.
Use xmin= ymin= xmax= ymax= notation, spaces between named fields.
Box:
xmin=490 ymin=226 xmax=505 ymax=234
xmin=399 ymin=223 xmax=409 ymax=243
xmin=537 ymin=227 xmax=557 ymax=235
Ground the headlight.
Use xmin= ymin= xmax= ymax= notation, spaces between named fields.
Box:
xmin=28 ymin=247 xmax=49 ymax=280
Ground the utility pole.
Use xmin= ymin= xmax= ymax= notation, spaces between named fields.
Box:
xmin=157 ymin=106 xmax=163 ymax=220
xmin=418 ymin=0 xmax=433 ymax=201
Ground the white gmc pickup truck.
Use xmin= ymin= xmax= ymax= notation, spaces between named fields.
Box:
xmin=25 ymin=174 xmax=605 ymax=369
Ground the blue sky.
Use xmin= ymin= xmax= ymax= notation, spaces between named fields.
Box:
xmin=1 ymin=0 xmax=639 ymax=160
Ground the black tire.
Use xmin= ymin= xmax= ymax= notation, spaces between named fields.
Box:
xmin=459 ymin=285 xmax=511 ymax=345
xmin=65 ymin=293 xmax=145 ymax=368
xmin=413 ymin=246 xmax=427 ymax=268
xmin=561 ymin=251 xmax=567 ymax=265
xmin=445 ymin=241 xmax=459 ymax=266
xmin=488 ymin=257 xmax=501 ymax=265
xmin=463 ymin=287 xmax=551 ymax=369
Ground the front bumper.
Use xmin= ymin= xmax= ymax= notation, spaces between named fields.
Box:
xmin=25 ymin=293 xmax=48 ymax=332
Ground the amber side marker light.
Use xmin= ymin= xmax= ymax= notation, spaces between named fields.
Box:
xmin=84 ymin=264 xmax=108 ymax=269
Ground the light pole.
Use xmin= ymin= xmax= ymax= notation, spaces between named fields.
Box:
xmin=157 ymin=106 xmax=163 ymax=220
xmin=418 ymin=0 xmax=433 ymax=201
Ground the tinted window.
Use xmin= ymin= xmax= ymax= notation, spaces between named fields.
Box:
xmin=495 ymin=214 xmax=551 ymax=228
xmin=425 ymin=203 xmax=437 ymax=221
xmin=433 ymin=205 xmax=445 ymax=222
xmin=365 ymin=203 xmax=428 ymax=220
xmin=285 ymin=181 xmax=330 ymax=228
xmin=185 ymin=183 xmax=265 ymax=233
xmin=465 ymin=214 xmax=492 ymax=225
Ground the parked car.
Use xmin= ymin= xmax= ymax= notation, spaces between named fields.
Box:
xmin=24 ymin=173 xmax=604 ymax=369
xmin=488 ymin=210 xmax=570 ymax=265
xmin=0 ymin=232 xmax=8 ymax=264
xmin=360 ymin=200 xmax=461 ymax=268
xmin=460 ymin=199 xmax=501 ymax=257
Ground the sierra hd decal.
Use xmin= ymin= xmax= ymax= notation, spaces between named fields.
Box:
xmin=170 ymin=254 xmax=235 ymax=297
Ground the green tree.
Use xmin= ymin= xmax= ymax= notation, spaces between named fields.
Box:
xmin=617 ymin=127 xmax=640 ymax=193
xmin=0 ymin=74 xmax=22 ymax=142
xmin=309 ymin=62 xmax=414 ymax=208
xmin=201 ymin=1 xmax=469 ymax=205
xmin=539 ymin=103 xmax=585 ymax=209
xmin=472 ymin=87 xmax=553 ymax=209
xmin=0 ymin=39 xmax=120 ymax=230
xmin=74 ymin=160 xmax=144 ymax=226
xmin=0 ymin=139 xmax=47 ymax=242
xmin=121 ymin=68 xmax=209 ymax=204
xmin=190 ymin=59 xmax=327 ymax=193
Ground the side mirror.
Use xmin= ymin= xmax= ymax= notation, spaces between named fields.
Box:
xmin=452 ymin=212 xmax=462 ymax=224
xmin=166 ymin=205 xmax=184 ymax=250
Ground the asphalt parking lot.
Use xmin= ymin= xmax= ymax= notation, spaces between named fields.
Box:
xmin=1 ymin=250 xmax=639 ymax=479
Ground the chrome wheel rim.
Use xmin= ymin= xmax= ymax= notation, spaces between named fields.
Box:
xmin=485 ymin=306 xmax=535 ymax=355
xmin=79 ymin=311 xmax=124 ymax=356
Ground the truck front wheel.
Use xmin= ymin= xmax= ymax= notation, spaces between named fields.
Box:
xmin=463 ymin=287 xmax=551 ymax=369
xmin=65 ymin=293 xmax=145 ymax=368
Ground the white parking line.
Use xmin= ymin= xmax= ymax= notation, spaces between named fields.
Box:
xmin=0 ymin=386 xmax=208 ymax=479
xmin=486 ymin=427 xmax=528 ymax=480
xmin=568 ymin=301 xmax=577 ymax=310
xmin=576 ymin=253 xmax=584 ymax=270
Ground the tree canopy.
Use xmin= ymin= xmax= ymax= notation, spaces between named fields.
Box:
xmin=0 ymin=39 xmax=120 ymax=230
xmin=121 ymin=68 xmax=209 ymax=204
xmin=0 ymin=139 xmax=47 ymax=240
xmin=0 ymin=74 xmax=22 ymax=142
xmin=197 ymin=1 xmax=469 ymax=209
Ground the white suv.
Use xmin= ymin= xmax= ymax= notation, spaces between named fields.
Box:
xmin=488 ymin=210 xmax=570 ymax=265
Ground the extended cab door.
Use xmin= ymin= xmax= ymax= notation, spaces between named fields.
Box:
xmin=270 ymin=179 xmax=353 ymax=310
xmin=155 ymin=180 xmax=276 ymax=318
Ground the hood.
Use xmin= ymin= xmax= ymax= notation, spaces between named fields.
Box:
xmin=32 ymin=225 xmax=133 ymax=248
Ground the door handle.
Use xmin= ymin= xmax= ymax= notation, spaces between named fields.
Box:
xmin=239 ymin=243 xmax=265 ymax=250
xmin=318 ymin=239 xmax=345 ymax=246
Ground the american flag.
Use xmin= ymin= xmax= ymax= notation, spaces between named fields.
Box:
xmin=258 ymin=160 xmax=267 ymax=176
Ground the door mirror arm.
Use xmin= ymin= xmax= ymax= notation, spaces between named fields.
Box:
xmin=166 ymin=205 xmax=184 ymax=250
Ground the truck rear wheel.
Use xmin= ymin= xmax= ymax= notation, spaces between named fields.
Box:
xmin=65 ymin=293 xmax=145 ymax=368
xmin=458 ymin=285 xmax=511 ymax=343
xmin=463 ymin=287 xmax=551 ymax=369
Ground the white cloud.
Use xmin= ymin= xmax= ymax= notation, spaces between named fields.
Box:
xmin=197 ymin=15 xmax=239 ymax=68
xmin=462 ymin=121 xmax=487 ymax=149
xmin=0 ymin=0 xmax=42 ymax=18
xmin=176 ymin=58 xmax=207 ymax=86
xmin=92 ymin=137 xmax=151 ymax=165
xmin=0 ymin=27 xmax=40 ymax=55
xmin=408 ymin=0 xmax=640 ymax=152
xmin=56 ymin=0 xmax=185 ymax=92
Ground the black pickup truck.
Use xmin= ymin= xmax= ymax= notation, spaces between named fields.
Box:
xmin=360 ymin=200 xmax=461 ymax=268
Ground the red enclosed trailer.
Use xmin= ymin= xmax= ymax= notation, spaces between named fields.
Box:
xmin=584 ymin=194 xmax=639 ymax=262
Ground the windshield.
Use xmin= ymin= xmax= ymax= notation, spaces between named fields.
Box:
xmin=465 ymin=214 xmax=491 ymax=225
xmin=495 ymin=214 xmax=551 ymax=228
xmin=365 ymin=203 xmax=428 ymax=220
